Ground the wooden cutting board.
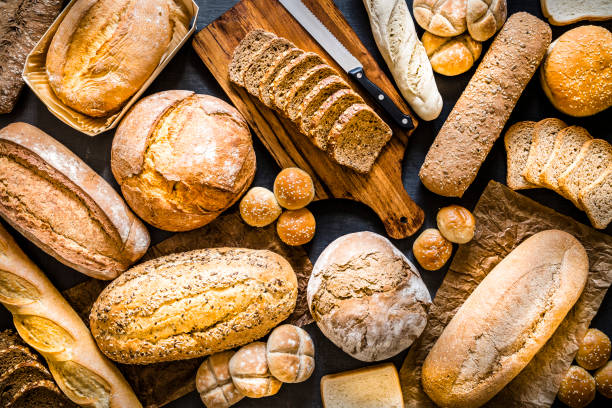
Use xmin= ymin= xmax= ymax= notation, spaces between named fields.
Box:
xmin=192 ymin=0 xmax=423 ymax=239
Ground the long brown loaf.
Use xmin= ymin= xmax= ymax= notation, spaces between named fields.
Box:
xmin=419 ymin=12 xmax=551 ymax=197
xmin=0 ymin=223 xmax=142 ymax=407
xmin=0 ymin=122 xmax=150 ymax=280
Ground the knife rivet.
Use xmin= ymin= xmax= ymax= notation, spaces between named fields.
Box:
xmin=378 ymin=94 xmax=384 ymax=101
xmin=402 ymin=118 xmax=408 ymax=125
xmin=357 ymin=72 xmax=363 ymax=78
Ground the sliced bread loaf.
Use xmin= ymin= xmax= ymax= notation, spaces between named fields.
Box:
xmin=229 ymin=30 xmax=276 ymax=86
xmin=540 ymin=126 xmax=593 ymax=192
xmin=258 ymin=48 xmax=303 ymax=107
xmin=0 ymin=347 xmax=38 ymax=374
xmin=327 ymin=104 xmax=393 ymax=173
xmin=307 ymin=89 xmax=363 ymax=151
xmin=270 ymin=52 xmax=325 ymax=110
xmin=284 ymin=65 xmax=337 ymax=119
xmin=299 ymin=76 xmax=350 ymax=133
xmin=524 ymin=118 xmax=567 ymax=185
xmin=504 ymin=121 xmax=537 ymax=190
xmin=541 ymin=0 xmax=612 ymax=25
xmin=0 ymin=362 xmax=51 ymax=396
xmin=558 ymin=138 xmax=612 ymax=208
xmin=10 ymin=385 xmax=77 ymax=408
xmin=579 ymin=168 xmax=612 ymax=229
xmin=243 ymin=37 xmax=294 ymax=96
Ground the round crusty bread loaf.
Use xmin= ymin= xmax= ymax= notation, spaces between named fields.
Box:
xmin=111 ymin=90 xmax=256 ymax=231
xmin=540 ymin=25 xmax=612 ymax=117
xmin=307 ymin=232 xmax=431 ymax=362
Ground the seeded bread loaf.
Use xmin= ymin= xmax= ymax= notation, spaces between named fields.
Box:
xmin=90 ymin=248 xmax=298 ymax=364
xmin=308 ymin=90 xmax=363 ymax=151
xmin=272 ymin=53 xmax=325 ymax=110
xmin=579 ymin=168 xmax=612 ymax=229
xmin=504 ymin=121 xmax=537 ymax=190
xmin=229 ymin=29 xmax=276 ymax=86
xmin=299 ymin=76 xmax=351 ymax=134
xmin=285 ymin=65 xmax=338 ymax=120
xmin=0 ymin=122 xmax=150 ymax=280
xmin=258 ymin=49 xmax=304 ymax=107
xmin=243 ymin=38 xmax=295 ymax=96
xmin=524 ymin=118 xmax=567 ymax=185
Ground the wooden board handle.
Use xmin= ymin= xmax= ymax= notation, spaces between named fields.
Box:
xmin=364 ymin=185 xmax=424 ymax=240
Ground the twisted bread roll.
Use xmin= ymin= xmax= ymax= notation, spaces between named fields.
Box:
xmin=363 ymin=0 xmax=442 ymax=121
xmin=0 ymin=223 xmax=141 ymax=408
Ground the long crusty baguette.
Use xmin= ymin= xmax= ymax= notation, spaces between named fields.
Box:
xmin=363 ymin=0 xmax=442 ymax=121
xmin=0 ymin=223 xmax=141 ymax=407
xmin=422 ymin=230 xmax=588 ymax=408
xmin=419 ymin=12 xmax=551 ymax=197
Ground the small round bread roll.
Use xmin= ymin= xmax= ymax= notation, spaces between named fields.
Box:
xmin=540 ymin=26 xmax=612 ymax=117
xmin=196 ymin=351 xmax=244 ymax=408
xmin=557 ymin=365 xmax=596 ymax=408
xmin=595 ymin=361 xmax=612 ymax=398
xmin=412 ymin=228 xmax=453 ymax=271
xmin=576 ymin=328 xmax=611 ymax=370
xmin=436 ymin=205 xmax=476 ymax=244
xmin=266 ymin=324 xmax=315 ymax=383
xmin=239 ymin=187 xmax=282 ymax=227
xmin=422 ymin=32 xmax=482 ymax=76
xmin=276 ymin=208 xmax=316 ymax=246
xmin=273 ymin=168 xmax=315 ymax=210
xmin=229 ymin=342 xmax=282 ymax=398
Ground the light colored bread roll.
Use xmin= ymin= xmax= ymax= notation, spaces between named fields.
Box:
xmin=540 ymin=25 xmax=612 ymax=117
xmin=422 ymin=230 xmax=589 ymax=408
xmin=273 ymin=168 xmax=315 ymax=210
xmin=239 ymin=187 xmax=281 ymax=227
xmin=308 ymin=232 xmax=431 ymax=362
xmin=412 ymin=228 xmax=453 ymax=270
xmin=196 ymin=351 xmax=244 ymax=408
xmin=557 ymin=366 xmax=596 ymax=408
xmin=413 ymin=0 xmax=467 ymax=37
xmin=363 ymin=0 xmax=442 ymax=121
xmin=436 ymin=205 xmax=475 ymax=244
xmin=111 ymin=91 xmax=256 ymax=231
xmin=422 ymin=32 xmax=482 ymax=76
xmin=229 ymin=342 xmax=282 ymax=398
xmin=276 ymin=208 xmax=316 ymax=246
xmin=90 ymin=248 xmax=297 ymax=364
xmin=467 ymin=0 xmax=507 ymax=41
xmin=266 ymin=325 xmax=315 ymax=383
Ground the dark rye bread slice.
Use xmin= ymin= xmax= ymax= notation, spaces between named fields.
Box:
xmin=0 ymin=361 xmax=51 ymax=395
xmin=299 ymin=76 xmax=351 ymax=133
xmin=524 ymin=118 xmax=567 ymax=186
xmin=504 ymin=121 xmax=537 ymax=190
xmin=258 ymin=48 xmax=303 ymax=107
xmin=2 ymin=379 xmax=76 ymax=407
xmin=579 ymin=168 xmax=612 ymax=229
xmin=0 ymin=347 xmax=39 ymax=375
xmin=282 ymin=65 xmax=336 ymax=117
xmin=327 ymin=104 xmax=393 ymax=173
xmin=270 ymin=52 xmax=325 ymax=110
xmin=308 ymin=89 xmax=364 ymax=151
xmin=229 ymin=30 xmax=276 ymax=87
xmin=243 ymin=37 xmax=295 ymax=96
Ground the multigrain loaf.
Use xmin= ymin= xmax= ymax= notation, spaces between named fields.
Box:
xmin=299 ymin=76 xmax=351 ymax=135
xmin=285 ymin=65 xmax=339 ymax=121
xmin=0 ymin=122 xmax=149 ymax=280
xmin=90 ymin=248 xmax=298 ymax=364
xmin=328 ymin=104 xmax=393 ymax=174
xmin=271 ymin=53 xmax=325 ymax=110
xmin=524 ymin=118 xmax=567 ymax=185
xmin=580 ymin=169 xmax=612 ymax=229
xmin=504 ymin=121 xmax=536 ymax=190
xmin=308 ymin=90 xmax=364 ymax=151
xmin=540 ymin=126 xmax=593 ymax=192
xmin=419 ymin=12 xmax=551 ymax=197
xmin=422 ymin=230 xmax=589 ymax=408
xmin=466 ymin=0 xmax=507 ymax=41
xmin=111 ymin=90 xmax=256 ymax=232
xmin=243 ymin=37 xmax=294 ymax=96
xmin=558 ymin=139 xmax=612 ymax=207
xmin=229 ymin=29 xmax=276 ymax=87
xmin=46 ymin=0 xmax=187 ymax=117
xmin=258 ymin=48 xmax=304 ymax=107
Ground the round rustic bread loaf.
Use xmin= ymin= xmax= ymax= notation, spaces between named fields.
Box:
xmin=307 ymin=232 xmax=431 ymax=362
xmin=111 ymin=91 xmax=256 ymax=231
xmin=196 ymin=351 xmax=244 ymax=408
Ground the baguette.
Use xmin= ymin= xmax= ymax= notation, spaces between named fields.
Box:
xmin=422 ymin=230 xmax=588 ymax=408
xmin=419 ymin=12 xmax=551 ymax=197
xmin=0 ymin=122 xmax=150 ymax=280
xmin=0 ymin=223 xmax=141 ymax=407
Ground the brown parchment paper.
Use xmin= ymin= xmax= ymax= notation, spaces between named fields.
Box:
xmin=399 ymin=181 xmax=612 ymax=408
xmin=63 ymin=210 xmax=313 ymax=408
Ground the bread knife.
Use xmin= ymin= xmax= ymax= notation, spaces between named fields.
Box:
xmin=279 ymin=0 xmax=414 ymax=130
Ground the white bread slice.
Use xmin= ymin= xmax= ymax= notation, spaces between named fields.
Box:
xmin=524 ymin=118 xmax=567 ymax=186
xmin=558 ymin=138 xmax=612 ymax=209
xmin=579 ymin=168 xmax=612 ymax=229
xmin=541 ymin=0 xmax=612 ymax=25
xmin=504 ymin=121 xmax=537 ymax=190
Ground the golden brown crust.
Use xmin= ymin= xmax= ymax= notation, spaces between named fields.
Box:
xmin=595 ymin=361 xmax=612 ymax=398
xmin=239 ymin=187 xmax=281 ymax=227
xmin=557 ymin=366 xmax=596 ymax=408
xmin=422 ymin=32 xmax=482 ymax=76
xmin=413 ymin=0 xmax=467 ymax=37
xmin=436 ymin=205 xmax=475 ymax=244
xmin=276 ymin=209 xmax=316 ymax=246
xmin=412 ymin=228 xmax=452 ymax=270
xmin=196 ymin=351 xmax=244 ymax=408
xmin=575 ymin=328 xmax=611 ymax=370
xmin=273 ymin=168 xmax=315 ymax=210
xmin=229 ymin=342 xmax=282 ymax=398
xmin=266 ymin=324 xmax=315 ymax=383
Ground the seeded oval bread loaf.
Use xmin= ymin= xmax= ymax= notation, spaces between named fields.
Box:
xmin=285 ymin=65 xmax=338 ymax=120
xmin=0 ymin=122 xmax=149 ymax=280
xmin=90 ymin=248 xmax=298 ymax=364
xmin=504 ymin=121 xmax=536 ymax=190
xmin=299 ymin=76 xmax=351 ymax=134
xmin=258 ymin=48 xmax=304 ymax=107
xmin=540 ymin=126 xmax=592 ymax=192
xmin=243 ymin=37 xmax=295 ymax=96
xmin=271 ymin=52 xmax=325 ymax=110
xmin=229 ymin=29 xmax=276 ymax=87
xmin=524 ymin=118 xmax=567 ymax=185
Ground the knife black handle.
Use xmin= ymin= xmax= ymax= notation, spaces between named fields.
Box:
xmin=348 ymin=67 xmax=414 ymax=130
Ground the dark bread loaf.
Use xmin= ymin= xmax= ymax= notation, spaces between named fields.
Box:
xmin=308 ymin=89 xmax=363 ymax=151
xmin=299 ymin=76 xmax=350 ymax=135
xmin=419 ymin=12 xmax=551 ymax=197
xmin=243 ymin=37 xmax=295 ymax=96
xmin=272 ymin=52 xmax=325 ymax=109
xmin=285 ymin=65 xmax=338 ymax=120
xmin=258 ymin=48 xmax=304 ymax=107
xmin=229 ymin=29 xmax=277 ymax=86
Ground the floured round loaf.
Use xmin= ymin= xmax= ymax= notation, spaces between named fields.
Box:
xmin=307 ymin=232 xmax=431 ymax=362
xmin=90 ymin=248 xmax=298 ymax=364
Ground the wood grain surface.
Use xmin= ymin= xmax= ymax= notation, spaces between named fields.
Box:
xmin=192 ymin=0 xmax=423 ymax=239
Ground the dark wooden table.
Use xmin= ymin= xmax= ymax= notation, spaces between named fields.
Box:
xmin=1 ymin=1 xmax=610 ymax=407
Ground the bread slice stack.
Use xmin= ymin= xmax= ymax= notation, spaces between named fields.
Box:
xmin=505 ymin=119 xmax=612 ymax=229
xmin=229 ymin=30 xmax=392 ymax=173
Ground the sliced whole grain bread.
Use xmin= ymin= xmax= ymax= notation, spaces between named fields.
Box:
xmin=579 ymin=168 xmax=612 ymax=229
xmin=307 ymin=89 xmax=364 ymax=151
xmin=270 ymin=52 xmax=325 ymax=110
xmin=10 ymin=385 xmax=77 ymax=408
xmin=243 ymin=37 xmax=294 ymax=96
xmin=229 ymin=30 xmax=277 ymax=87
xmin=0 ymin=362 xmax=51 ymax=395
xmin=258 ymin=48 xmax=303 ymax=107
xmin=327 ymin=104 xmax=393 ymax=173
xmin=540 ymin=126 xmax=593 ymax=193
xmin=284 ymin=65 xmax=337 ymax=120
xmin=0 ymin=347 xmax=38 ymax=375
xmin=504 ymin=121 xmax=537 ymax=190
xmin=299 ymin=76 xmax=350 ymax=133
xmin=524 ymin=118 xmax=567 ymax=185
xmin=558 ymin=138 xmax=612 ymax=208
